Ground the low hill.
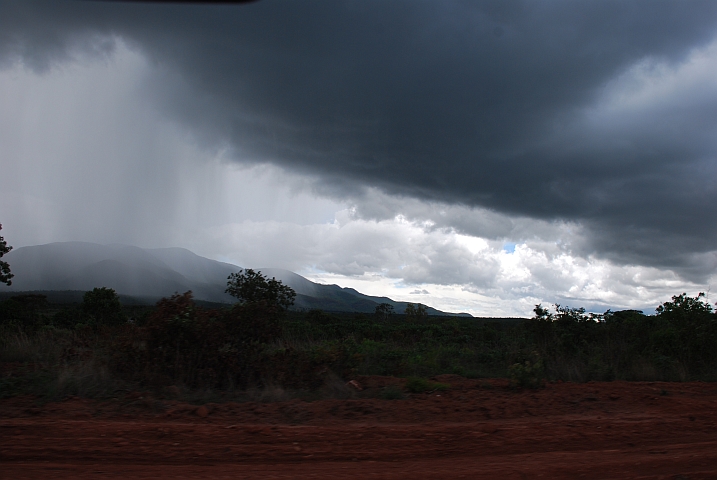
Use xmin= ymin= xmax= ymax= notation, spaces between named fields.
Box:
xmin=3 ymin=242 xmax=471 ymax=316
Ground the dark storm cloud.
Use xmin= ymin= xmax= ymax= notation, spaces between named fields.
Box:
xmin=3 ymin=0 xmax=717 ymax=277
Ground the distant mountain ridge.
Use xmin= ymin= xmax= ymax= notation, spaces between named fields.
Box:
xmin=3 ymin=242 xmax=471 ymax=316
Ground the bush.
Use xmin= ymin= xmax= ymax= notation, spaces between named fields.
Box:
xmin=107 ymin=291 xmax=314 ymax=390
xmin=405 ymin=376 xmax=450 ymax=393
xmin=223 ymin=301 xmax=283 ymax=345
xmin=0 ymin=294 xmax=48 ymax=329
xmin=109 ymin=291 xmax=237 ymax=389
xmin=83 ymin=288 xmax=126 ymax=327
xmin=381 ymin=385 xmax=405 ymax=400
xmin=52 ymin=307 xmax=90 ymax=329
xmin=4 ymin=289 xmax=717 ymax=400
xmin=508 ymin=358 xmax=544 ymax=389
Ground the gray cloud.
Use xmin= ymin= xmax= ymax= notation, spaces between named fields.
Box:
xmin=0 ymin=48 xmax=343 ymax=250
xmin=195 ymin=215 xmax=709 ymax=316
xmin=2 ymin=0 xmax=717 ymax=278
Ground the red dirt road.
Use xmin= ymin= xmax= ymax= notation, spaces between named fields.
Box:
xmin=2 ymin=377 xmax=717 ymax=479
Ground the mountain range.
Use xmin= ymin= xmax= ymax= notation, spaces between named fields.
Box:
xmin=2 ymin=242 xmax=471 ymax=316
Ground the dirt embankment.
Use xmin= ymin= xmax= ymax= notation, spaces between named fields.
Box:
xmin=2 ymin=376 xmax=717 ymax=479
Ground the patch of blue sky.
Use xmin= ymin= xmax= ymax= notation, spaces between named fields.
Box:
xmin=502 ymin=242 xmax=516 ymax=253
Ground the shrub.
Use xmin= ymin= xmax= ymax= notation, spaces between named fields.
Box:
xmin=405 ymin=376 xmax=450 ymax=393
xmin=82 ymin=288 xmax=126 ymax=327
xmin=0 ymin=294 xmax=48 ymax=329
xmin=223 ymin=301 xmax=282 ymax=345
xmin=108 ymin=291 xmax=310 ymax=390
xmin=508 ymin=358 xmax=544 ymax=389
xmin=381 ymin=385 xmax=405 ymax=400
xmin=108 ymin=291 xmax=237 ymax=389
xmin=52 ymin=307 xmax=90 ymax=329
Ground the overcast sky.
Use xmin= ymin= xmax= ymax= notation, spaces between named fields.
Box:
xmin=1 ymin=0 xmax=716 ymax=316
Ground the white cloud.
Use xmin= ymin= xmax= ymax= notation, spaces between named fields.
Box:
xmin=188 ymin=211 xmax=713 ymax=317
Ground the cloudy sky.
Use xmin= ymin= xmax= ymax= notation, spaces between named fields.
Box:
xmin=1 ymin=0 xmax=716 ymax=316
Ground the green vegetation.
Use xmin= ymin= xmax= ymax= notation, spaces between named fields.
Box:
xmin=374 ymin=303 xmax=394 ymax=320
xmin=404 ymin=303 xmax=428 ymax=320
xmin=1 ymin=284 xmax=716 ymax=400
xmin=508 ymin=356 xmax=544 ymax=390
xmin=405 ymin=377 xmax=450 ymax=393
xmin=82 ymin=287 xmax=127 ymax=327
xmin=380 ymin=385 xmax=405 ymax=400
xmin=0 ymin=224 xmax=12 ymax=286
xmin=225 ymin=268 xmax=296 ymax=310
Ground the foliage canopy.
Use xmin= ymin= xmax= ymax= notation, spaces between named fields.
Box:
xmin=0 ymin=224 xmax=13 ymax=286
xmin=82 ymin=287 xmax=126 ymax=327
xmin=375 ymin=302 xmax=394 ymax=320
xmin=405 ymin=303 xmax=428 ymax=319
xmin=225 ymin=269 xmax=296 ymax=310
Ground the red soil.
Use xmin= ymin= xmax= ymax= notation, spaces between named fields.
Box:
xmin=2 ymin=376 xmax=717 ymax=479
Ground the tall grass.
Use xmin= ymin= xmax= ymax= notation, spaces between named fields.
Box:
xmin=0 ymin=326 xmax=130 ymax=399
xmin=2 ymin=292 xmax=716 ymax=400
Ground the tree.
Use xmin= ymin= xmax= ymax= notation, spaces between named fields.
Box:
xmin=654 ymin=292 xmax=716 ymax=371
xmin=0 ymin=224 xmax=13 ymax=286
xmin=532 ymin=304 xmax=603 ymax=323
xmin=656 ymin=292 xmax=713 ymax=318
xmin=225 ymin=269 xmax=296 ymax=310
xmin=83 ymin=287 xmax=126 ymax=326
xmin=532 ymin=304 xmax=553 ymax=322
xmin=404 ymin=303 xmax=427 ymax=320
xmin=375 ymin=302 xmax=394 ymax=320
xmin=224 ymin=270 xmax=295 ymax=346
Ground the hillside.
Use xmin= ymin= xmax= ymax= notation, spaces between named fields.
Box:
xmin=2 ymin=242 xmax=470 ymax=316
